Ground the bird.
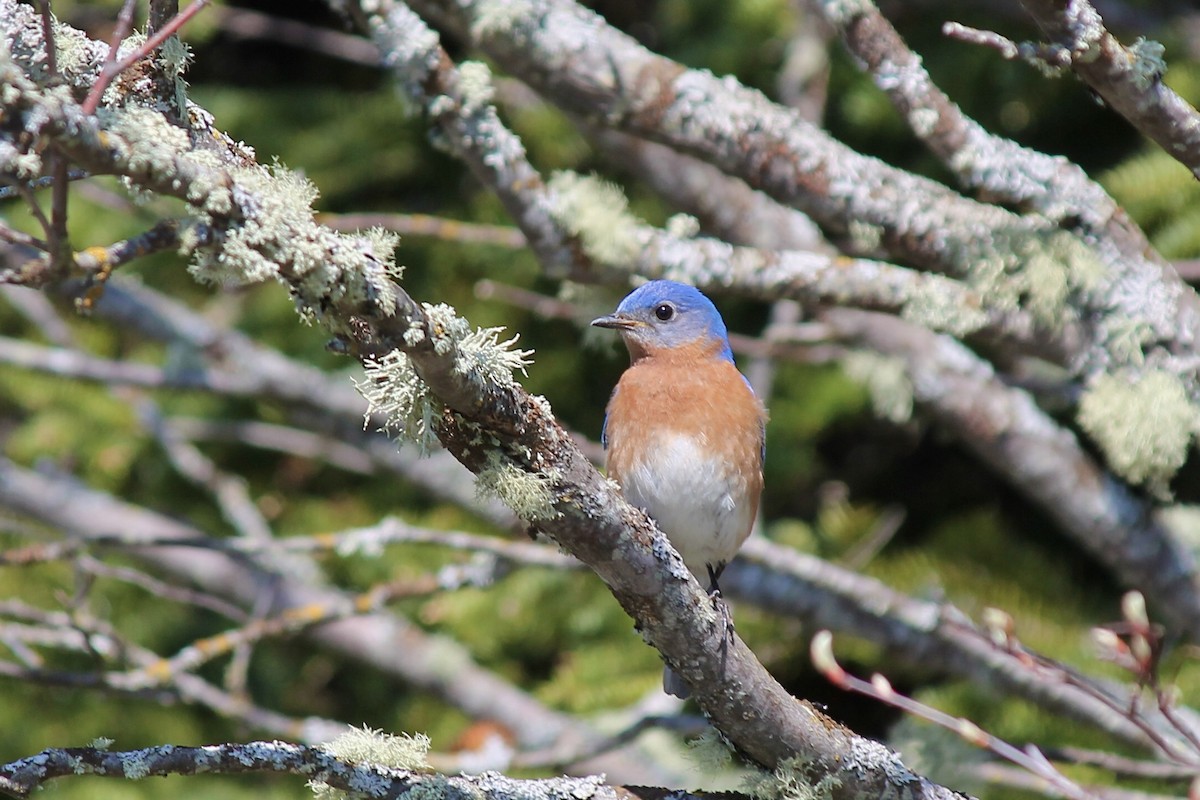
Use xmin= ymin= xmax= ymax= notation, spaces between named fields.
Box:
xmin=592 ymin=280 xmax=767 ymax=698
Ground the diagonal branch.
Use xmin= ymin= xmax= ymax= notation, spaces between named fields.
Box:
xmin=818 ymin=308 xmax=1200 ymax=642
xmin=0 ymin=742 xmax=691 ymax=800
xmin=1018 ymin=0 xmax=1200 ymax=178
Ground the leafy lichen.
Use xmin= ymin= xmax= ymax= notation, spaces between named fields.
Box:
xmin=685 ymin=728 xmax=733 ymax=769
xmin=900 ymin=283 xmax=988 ymax=337
xmin=1077 ymin=370 xmax=1198 ymax=494
xmin=356 ymin=350 xmax=442 ymax=456
xmin=356 ymin=303 xmax=532 ymax=455
xmin=310 ymin=727 xmax=431 ymax=800
xmin=957 ymin=229 xmax=1106 ymax=330
xmin=547 ymin=171 xmax=641 ymax=266
xmin=183 ymin=159 xmax=403 ymax=318
xmin=475 ymin=452 xmax=559 ymax=521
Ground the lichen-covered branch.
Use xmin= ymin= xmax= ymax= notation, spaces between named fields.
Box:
xmin=5 ymin=1 xmax=1198 ymax=796
xmin=383 ymin=0 xmax=1200 ymax=642
xmin=541 ymin=171 xmax=1063 ymax=358
xmin=1018 ymin=0 xmax=1200 ymax=178
xmin=0 ymin=740 xmax=661 ymax=800
xmin=819 ymin=308 xmax=1200 ymax=642
xmin=0 ymin=457 xmax=671 ymax=784
xmin=403 ymin=0 xmax=1200 ymax=388
xmin=816 ymin=0 xmax=1153 ymax=264
xmin=727 ymin=539 xmax=1196 ymax=754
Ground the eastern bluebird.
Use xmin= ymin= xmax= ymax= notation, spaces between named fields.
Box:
xmin=592 ymin=280 xmax=767 ymax=697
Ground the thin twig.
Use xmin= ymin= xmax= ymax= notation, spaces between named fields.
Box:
xmin=942 ymin=21 xmax=1070 ymax=69
xmin=34 ymin=1 xmax=56 ymax=76
xmin=82 ymin=0 xmax=211 ymax=115
xmin=80 ymin=0 xmax=139 ymax=117
xmin=812 ymin=631 xmax=1097 ymax=800
xmin=0 ymin=170 xmax=91 ymax=201
xmin=320 ymin=212 xmax=527 ymax=248
xmin=0 ymin=222 xmax=47 ymax=251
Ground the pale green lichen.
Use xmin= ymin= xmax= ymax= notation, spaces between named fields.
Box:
xmin=1158 ymin=504 xmax=1200 ymax=560
xmin=310 ymin=727 xmax=431 ymax=800
xmin=1056 ymin=231 xmax=1107 ymax=292
xmin=1129 ymin=38 xmax=1166 ymax=88
xmin=961 ymin=229 xmax=1106 ymax=328
xmin=0 ymin=140 xmax=42 ymax=178
xmin=398 ymin=776 xmax=453 ymax=800
xmin=105 ymin=105 xmax=191 ymax=180
xmin=158 ymin=35 xmax=192 ymax=81
xmin=419 ymin=303 xmax=533 ymax=383
xmin=456 ymin=61 xmax=495 ymax=114
xmin=843 ymin=351 xmax=914 ymax=424
xmin=847 ymin=219 xmax=883 ymax=253
xmin=469 ymin=0 xmax=534 ymax=39
xmin=547 ymin=171 xmax=641 ymax=266
xmin=158 ymin=35 xmax=192 ymax=113
xmin=685 ymin=729 xmax=733 ymax=770
xmin=51 ymin=21 xmax=109 ymax=86
xmin=1077 ymin=370 xmax=1198 ymax=494
xmin=900 ymin=283 xmax=988 ymax=337
xmin=121 ymin=752 xmax=151 ymax=780
xmin=743 ymin=755 xmax=842 ymax=800
xmin=182 ymin=149 xmax=235 ymax=215
xmin=356 ymin=308 xmax=530 ymax=454
xmin=455 ymin=325 xmax=533 ymax=387
xmin=183 ymin=159 xmax=402 ymax=316
xmin=908 ymin=107 xmax=938 ymax=138
xmin=666 ymin=213 xmax=700 ymax=238
xmin=475 ymin=452 xmax=559 ymax=520
xmin=421 ymin=303 xmax=472 ymax=356
xmin=356 ymin=350 xmax=442 ymax=455
xmin=1104 ymin=317 xmax=1153 ymax=366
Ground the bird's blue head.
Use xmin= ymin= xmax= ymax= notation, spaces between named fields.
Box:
xmin=591 ymin=280 xmax=733 ymax=362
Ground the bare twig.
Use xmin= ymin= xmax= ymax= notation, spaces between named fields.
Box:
xmin=319 ymin=212 xmax=527 ymax=248
xmin=0 ymin=458 xmax=675 ymax=784
xmin=33 ymin=0 xmax=56 ymax=76
xmin=820 ymin=308 xmax=1200 ymax=643
xmin=942 ymin=21 xmax=1070 ymax=68
xmin=213 ymin=6 xmax=380 ymax=66
xmin=0 ymin=742 xmax=705 ymax=800
xmin=812 ymin=631 xmax=1096 ymax=800
xmin=1017 ymin=0 xmax=1200 ymax=178
xmin=82 ymin=0 xmax=211 ymax=115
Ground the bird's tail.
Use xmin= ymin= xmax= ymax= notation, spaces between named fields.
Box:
xmin=663 ymin=665 xmax=690 ymax=699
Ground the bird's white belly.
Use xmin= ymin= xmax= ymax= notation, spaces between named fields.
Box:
xmin=618 ymin=433 xmax=752 ymax=582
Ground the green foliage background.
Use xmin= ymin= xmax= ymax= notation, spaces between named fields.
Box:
xmin=2 ymin=2 xmax=1198 ymax=798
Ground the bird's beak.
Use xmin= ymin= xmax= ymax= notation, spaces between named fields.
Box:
xmin=591 ymin=314 xmax=639 ymax=331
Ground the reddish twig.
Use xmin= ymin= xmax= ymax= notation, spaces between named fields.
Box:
xmin=81 ymin=0 xmax=211 ymax=115
xmin=34 ymin=1 xmax=56 ymax=75
xmin=81 ymin=0 xmax=138 ymax=115
xmin=812 ymin=630 xmax=1097 ymax=800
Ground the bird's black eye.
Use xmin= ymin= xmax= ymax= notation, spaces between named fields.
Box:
xmin=654 ymin=303 xmax=675 ymax=321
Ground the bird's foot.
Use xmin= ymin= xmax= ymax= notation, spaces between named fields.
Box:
xmin=708 ymin=586 xmax=735 ymax=644
xmin=705 ymin=564 xmax=735 ymax=643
